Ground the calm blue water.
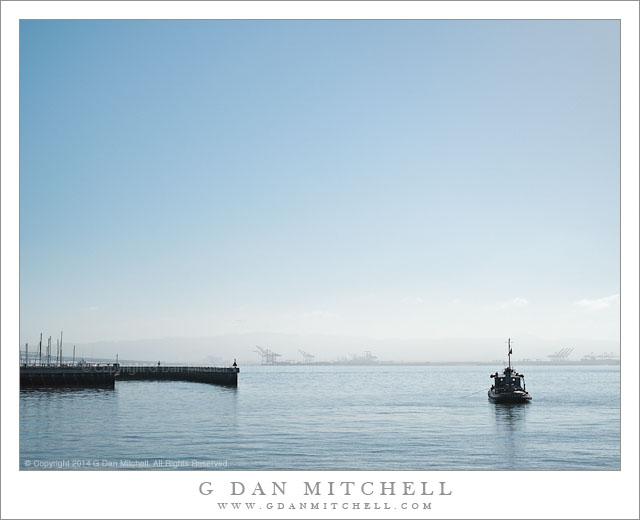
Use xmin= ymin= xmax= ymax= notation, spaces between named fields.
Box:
xmin=20 ymin=364 xmax=620 ymax=470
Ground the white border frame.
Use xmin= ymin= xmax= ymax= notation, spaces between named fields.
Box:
xmin=2 ymin=2 xmax=638 ymax=519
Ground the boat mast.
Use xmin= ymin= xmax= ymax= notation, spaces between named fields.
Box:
xmin=507 ymin=338 xmax=512 ymax=370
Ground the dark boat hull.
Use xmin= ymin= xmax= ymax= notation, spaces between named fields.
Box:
xmin=488 ymin=390 xmax=532 ymax=403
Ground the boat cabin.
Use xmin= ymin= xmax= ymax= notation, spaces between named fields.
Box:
xmin=490 ymin=367 xmax=526 ymax=393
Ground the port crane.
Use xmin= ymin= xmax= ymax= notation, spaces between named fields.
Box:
xmin=298 ymin=349 xmax=315 ymax=364
xmin=254 ymin=345 xmax=282 ymax=365
xmin=547 ymin=347 xmax=574 ymax=361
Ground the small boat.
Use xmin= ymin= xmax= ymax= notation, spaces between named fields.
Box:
xmin=488 ymin=338 xmax=532 ymax=403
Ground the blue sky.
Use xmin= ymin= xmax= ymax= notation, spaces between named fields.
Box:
xmin=19 ymin=20 xmax=620 ymax=356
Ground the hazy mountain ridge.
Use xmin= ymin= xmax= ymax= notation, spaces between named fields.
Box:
xmin=64 ymin=332 xmax=620 ymax=364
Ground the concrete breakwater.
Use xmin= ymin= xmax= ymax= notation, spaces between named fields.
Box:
xmin=20 ymin=365 xmax=239 ymax=388
xmin=20 ymin=365 xmax=119 ymax=388
xmin=117 ymin=365 xmax=239 ymax=386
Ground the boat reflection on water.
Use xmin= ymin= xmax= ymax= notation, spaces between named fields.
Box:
xmin=490 ymin=400 xmax=529 ymax=464
xmin=492 ymin=401 xmax=529 ymax=425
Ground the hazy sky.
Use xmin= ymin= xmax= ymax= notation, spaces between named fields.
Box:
xmin=20 ymin=20 xmax=620 ymax=352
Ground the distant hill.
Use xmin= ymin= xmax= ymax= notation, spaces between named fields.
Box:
xmin=64 ymin=332 xmax=620 ymax=365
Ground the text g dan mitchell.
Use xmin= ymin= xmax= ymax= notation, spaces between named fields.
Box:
xmin=198 ymin=481 xmax=452 ymax=497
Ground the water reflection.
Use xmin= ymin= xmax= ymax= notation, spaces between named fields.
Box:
xmin=490 ymin=402 xmax=529 ymax=466
xmin=21 ymin=387 xmax=116 ymax=406
xmin=21 ymin=387 xmax=115 ymax=396
xmin=492 ymin=402 xmax=529 ymax=427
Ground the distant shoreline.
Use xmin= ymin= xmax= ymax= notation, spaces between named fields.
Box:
xmin=34 ymin=356 xmax=619 ymax=367
xmin=243 ymin=360 xmax=621 ymax=367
